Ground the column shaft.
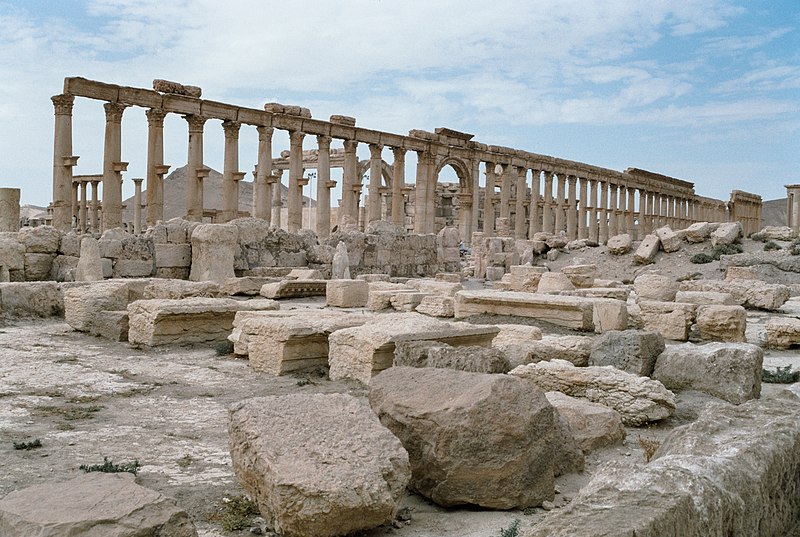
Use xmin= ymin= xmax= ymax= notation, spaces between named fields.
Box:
xmin=391 ymin=148 xmax=406 ymax=226
xmin=578 ymin=177 xmax=588 ymax=240
xmin=529 ymin=170 xmax=541 ymax=237
xmin=514 ymin=167 xmax=527 ymax=239
xmin=79 ymin=181 xmax=88 ymax=233
xmin=599 ymin=180 xmax=609 ymax=243
xmin=554 ymin=174 xmax=566 ymax=234
xmin=588 ymin=179 xmax=598 ymax=243
xmin=51 ymin=94 xmax=74 ymax=231
xmin=567 ymin=175 xmax=578 ymax=240
xmin=102 ymin=102 xmax=126 ymax=230
xmin=341 ymin=140 xmax=358 ymax=222
xmin=368 ymin=144 xmax=383 ymax=223
xmin=499 ymin=166 xmax=511 ymax=219
xmin=608 ymin=183 xmax=618 ymax=237
xmin=254 ymin=127 xmax=274 ymax=222
xmin=543 ymin=172 xmax=554 ymax=234
xmin=287 ymin=130 xmax=305 ymax=232
xmin=222 ymin=120 xmax=241 ymax=223
xmin=184 ymin=114 xmax=206 ymax=222
xmin=483 ymin=162 xmax=496 ymax=236
xmin=145 ymin=108 xmax=166 ymax=226
xmin=316 ymin=135 xmax=332 ymax=238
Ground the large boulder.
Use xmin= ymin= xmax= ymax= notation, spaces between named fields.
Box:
xmin=654 ymin=226 xmax=681 ymax=253
xmin=633 ymin=234 xmax=660 ymax=264
xmin=695 ymin=304 xmax=746 ymax=342
xmin=634 ymin=273 xmax=678 ymax=302
xmin=229 ymin=394 xmax=410 ymax=537
xmin=510 ymin=359 xmax=676 ymax=426
xmin=765 ymin=317 xmax=800 ymax=350
xmin=17 ymin=225 xmax=61 ymax=253
xmin=369 ymin=367 xmax=555 ymax=509
xmin=685 ymin=221 xmax=713 ymax=243
xmin=710 ymin=221 xmax=742 ymax=246
xmin=589 ymin=330 xmax=665 ymax=376
xmin=0 ymin=473 xmax=197 ymax=537
xmin=0 ymin=282 xmax=63 ymax=318
xmin=393 ymin=341 xmax=511 ymax=373
xmin=545 ymin=391 xmax=626 ymax=453
xmin=606 ymin=234 xmax=632 ymax=255
xmin=189 ymin=223 xmax=237 ymax=283
xmin=653 ymin=342 xmax=762 ymax=404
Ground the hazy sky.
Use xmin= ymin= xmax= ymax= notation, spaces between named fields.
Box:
xmin=1 ymin=0 xmax=798 ymax=207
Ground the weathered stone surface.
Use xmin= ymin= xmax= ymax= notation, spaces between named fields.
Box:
xmin=562 ymin=287 xmax=630 ymax=301
xmin=455 ymin=290 xmax=593 ymax=330
xmin=710 ymin=221 xmax=742 ymax=246
xmin=765 ymin=317 xmax=800 ymax=349
xmin=551 ymin=410 xmax=585 ymax=477
xmin=525 ymin=394 xmax=800 ymax=537
xmin=65 ymin=281 xmax=129 ymax=332
xmin=287 ymin=268 xmax=324 ymax=280
xmin=561 ymin=264 xmax=597 ymax=288
xmin=537 ymin=272 xmax=576 ymax=293
xmin=260 ymin=280 xmax=327 ymax=299
xmin=510 ymin=359 xmax=676 ymax=426
xmin=221 ymin=277 xmax=275 ymax=296
xmin=589 ymin=330 xmax=665 ymax=376
xmin=24 ymin=252 xmax=55 ymax=281
xmin=415 ymin=295 xmax=455 ymax=317
xmin=17 ymin=225 xmax=60 ymax=253
xmin=0 ymin=473 xmax=196 ymax=537
xmin=143 ymin=279 xmax=220 ymax=299
xmin=328 ymin=313 xmax=498 ymax=383
xmin=639 ymin=301 xmax=695 ymax=341
xmin=654 ymin=342 xmax=762 ymax=404
xmin=90 ymin=310 xmax=129 ymax=341
xmin=113 ymin=258 xmax=154 ymax=278
xmin=508 ymin=265 xmax=546 ymax=292
xmin=685 ymin=221 xmax=713 ymax=243
xmin=229 ymin=394 xmax=410 ymax=537
xmin=50 ymin=254 xmax=78 ymax=282
xmin=394 ymin=341 xmax=511 ymax=373
xmin=389 ymin=291 xmax=429 ymax=311
xmin=679 ymin=279 xmax=789 ymax=311
xmin=695 ymin=304 xmax=746 ymax=342
xmin=370 ymin=367 xmax=555 ymax=508
xmin=0 ymin=282 xmax=63 ymax=318
xmin=520 ymin=335 xmax=594 ymax=368
xmin=634 ymin=234 xmax=660 ymax=264
xmin=128 ymin=297 xmax=279 ymax=346
xmin=155 ymin=243 xmax=191 ymax=268
xmin=654 ymin=226 xmax=681 ymax=253
xmin=331 ymin=241 xmax=351 ymax=279
xmin=406 ymin=278 xmax=462 ymax=297
xmin=74 ymin=237 xmax=104 ymax=281
xmin=489 ymin=324 xmax=543 ymax=365
xmin=366 ymin=282 xmax=416 ymax=311
xmin=606 ymin=233 xmax=632 ymax=254
xmin=592 ymin=298 xmax=628 ymax=333
xmin=189 ymin=223 xmax=237 ymax=283
xmin=634 ymin=272 xmax=677 ymax=302
xmin=545 ymin=391 xmax=625 ymax=453
xmin=326 ymin=279 xmax=369 ymax=308
xmin=751 ymin=225 xmax=798 ymax=241
xmin=674 ymin=290 xmax=736 ymax=305
xmin=724 ymin=265 xmax=759 ymax=281
xmin=0 ymin=237 xmax=24 ymax=273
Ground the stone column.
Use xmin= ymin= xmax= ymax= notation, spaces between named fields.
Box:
xmin=51 ymin=94 xmax=75 ymax=231
xmin=102 ymin=102 xmax=127 ymax=230
xmin=659 ymin=194 xmax=668 ymax=228
xmin=145 ymin=108 xmax=166 ymax=226
xmin=340 ymin=140 xmax=358 ymax=222
xmin=271 ymin=170 xmax=284 ymax=228
xmin=460 ymin=191 xmax=474 ymax=243
xmin=132 ymin=178 xmax=143 ymax=234
xmin=554 ymin=174 xmax=566 ymax=234
xmin=221 ymin=120 xmax=241 ymax=223
xmin=314 ymin=135 xmax=333 ymax=238
xmin=0 ymin=188 xmax=21 ymax=232
xmin=253 ymin=126 xmax=274 ymax=222
xmin=90 ymin=180 xmax=100 ymax=232
xmin=529 ymin=169 xmax=541 ymax=237
xmin=414 ymin=151 xmax=434 ymax=234
xmin=483 ymin=162 xmax=496 ymax=236
xmin=287 ymin=130 xmax=305 ymax=232
xmin=607 ymin=183 xmax=618 ymax=237
xmin=588 ymin=178 xmax=598 ymax=243
xmin=578 ymin=177 xmax=588 ymax=240
xmin=599 ymin=180 xmax=609 ymax=244
xmin=639 ymin=189 xmax=648 ymax=235
xmin=470 ymin=159 xmax=481 ymax=244
xmin=425 ymin=155 xmax=437 ymax=234
xmin=566 ymin=175 xmax=578 ymax=240
xmin=183 ymin=114 xmax=206 ymax=222
xmin=542 ymin=171 xmax=554 ymax=234
xmin=391 ymin=147 xmax=406 ymax=227
xmin=514 ymin=166 xmax=527 ymax=239
xmin=71 ymin=180 xmax=79 ymax=228
xmin=78 ymin=180 xmax=88 ymax=233
xmin=627 ymin=186 xmax=636 ymax=237
xmin=499 ymin=165 xmax=512 ymax=219
xmin=787 ymin=185 xmax=800 ymax=231
xmin=368 ymin=144 xmax=383 ymax=223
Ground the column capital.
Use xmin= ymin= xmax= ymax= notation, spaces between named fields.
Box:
xmin=183 ymin=114 xmax=207 ymax=132
xmin=343 ymin=139 xmax=358 ymax=153
xmin=369 ymin=144 xmax=383 ymax=158
xmin=222 ymin=120 xmax=241 ymax=139
xmin=316 ymin=134 xmax=332 ymax=147
xmin=391 ymin=146 xmax=406 ymax=159
xmin=567 ymin=175 xmax=578 ymax=185
xmin=52 ymin=94 xmax=75 ymax=115
xmin=289 ymin=130 xmax=305 ymax=145
xmin=257 ymin=125 xmax=274 ymax=140
xmin=145 ymin=107 xmax=166 ymax=127
xmin=103 ymin=102 xmax=127 ymax=124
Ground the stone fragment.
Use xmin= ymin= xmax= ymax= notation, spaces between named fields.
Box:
xmin=489 ymin=324 xmax=543 ymax=365
xmin=537 ymin=272 xmax=576 ymax=293
xmin=485 ymin=266 xmax=506 ymax=281
xmin=679 ymin=279 xmax=789 ymax=311
xmin=406 ymin=278 xmax=462 ymax=297
xmin=0 ymin=282 xmax=63 ymax=318
xmin=591 ymin=298 xmax=628 ymax=333
xmin=0 ymin=473 xmax=196 ymax=537
xmin=545 ymin=391 xmax=626 ymax=453
xmin=260 ymin=279 xmax=327 ymax=299
xmin=229 ymin=394 xmax=410 ymax=537
xmin=562 ymin=287 xmax=630 ymax=301
xmin=551 ymin=410 xmax=585 ymax=476
xmin=143 ymin=279 xmax=220 ymax=299
xmin=155 ymin=243 xmax=191 ymax=268
xmin=435 ymin=272 xmax=462 ymax=283
xmin=561 ymin=264 xmax=597 ymax=288
xmin=370 ymin=367 xmax=555 ymax=508
xmin=287 ymin=268 xmax=324 ymax=280
xmin=189 ymin=223 xmax=237 ymax=283
xmin=415 ymin=295 xmax=455 ymax=317
xmin=654 ymin=226 xmax=681 ymax=253
xmin=221 ymin=277 xmax=276 ymax=296
xmin=389 ymin=291 xmax=429 ymax=311
xmin=455 ymin=290 xmax=594 ymax=330
xmin=0 ymin=187 xmax=20 ymax=232
xmin=654 ymin=342 xmax=762 ymax=404
xmin=366 ymin=282 xmax=416 ymax=311
xmin=90 ymin=310 xmax=129 ymax=341
xmin=326 ymin=279 xmax=369 ymax=308
xmin=49 ymin=255 xmax=78 ymax=282
xmin=695 ymin=304 xmax=746 ymax=342
xmin=725 ymin=265 xmax=759 ymax=281
xmin=751 ymin=225 xmax=798 ymax=241
xmin=17 ymin=225 xmax=60 ymax=253
xmin=74 ymin=236 xmax=104 ymax=281
xmin=685 ymin=221 xmax=713 ymax=243
xmin=633 ymin=233 xmax=660 ymax=264
xmin=606 ymin=233 xmax=632 ymax=254
xmin=393 ymin=341 xmax=511 ymax=373
xmin=512 ymin=335 xmax=593 ymax=368
xmin=589 ymin=330 xmax=665 ymax=376
xmin=0 ymin=237 xmax=24 ymax=273
xmin=634 ymin=272 xmax=678 ymax=302
xmin=639 ymin=301 xmax=695 ymax=341
xmin=710 ymin=221 xmax=742 ymax=246
xmin=765 ymin=317 xmax=800 ymax=349
xmin=153 ymin=78 xmax=202 ymax=98
xmin=65 ymin=281 xmax=129 ymax=332
xmin=674 ymin=290 xmax=736 ymax=305
xmin=508 ymin=265 xmax=546 ymax=292
xmin=510 ymin=359 xmax=676 ymax=426
xmin=24 ymin=252 xmax=55 ymax=281
xmin=331 ymin=241 xmax=351 ymax=279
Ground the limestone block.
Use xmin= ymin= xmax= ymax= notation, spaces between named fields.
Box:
xmin=23 ymin=253 xmax=54 ymax=281
xmin=357 ymin=273 xmax=390 ymax=282
xmin=546 ymin=249 xmax=559 ymax=261
xmin=685 ymin=221 xmax=713 ymax=243
xmin=654 ymin=226 xmax=681 ymax=253
xmin=675 ymin=290 xmax=736 ymax=305
xmin=725 ymin=265 xmax=759 ymax=281
xmin=102 ymin=258 xmax=113 ymax=278
xmin=90 ymin=310 xmax=129 ymax=341
xmin=679 ymin=279 xmax=789 ymax=311
xmin=0 ymin=473 xmax=197 ymax=537
xmin=74 ymin=237 xmax=103 ymax=281
xmin=127 ymin=297 xmax=279 ymax=346
xmin=366 ymin=282 xmax=416 ymax=311
xmin=606 ymin=233 xmax=632 ymax=255
xmin=189 ymin=223 xmax=237 ymax=283
xmin=765 ymin=317 xmax=800 ymax=349
xmin=592 ymin=298 xmax=628 ymax=333
xmin=331 ymin=241 xmax=351 ymax=279
xmin=155 ymin=243 xmax=191 ymax=268
xmin=98 ymin=238 xmax=123 ymax=258
xmin=0 ymin=282 xmax=63 ymax=318
xmin=165 ymin=218 xmax=190 ymax=243
xmin=222 ymin=277 xmax=276 ymax=296
xmin=562 ymin=287 xmax=630 ymax=301
xmin=515 ymin=335 xmax=593 ymax=368
xmin=390 ymin=292 xmax=430 ymax=312
xmin=526 ymin=395 xmax=800 ymax=537
xmin=695 ymin=304 xmax=746 ymax=342
xmin=639 ymin=301 xmax=696 ymax=341
xmin=537 ymin=272 xmax=576 ymax=294
xmin=509 ymin=359 xmax=676 ymax=426
xmin=561 ymin=264 xmax=597 ymax=288
xmin=260 ymin=280 xmax=328 ymax=299
xmin=50 ymin=255 xmax=78 ymax=282
xmin=229 ymin=394 xmax=410 ymax=537
xmin=328 ymin=313 xmax=499 ymax=383
xmin=326 ymin=279 xmax=369 ymax=308
xmin=0 ymin=237 xmax=24 ymax=272
xmin=634 ymin=272 xmax=677 ymax=302
xmin=551 ymin=410 xmax=586 ymax=477
xmin=710 ymin=221 xmax=742 ymax=246
xmin=393 ymin=341 xmax=510 ymax=373
xmin=546 ymin=235 xmax=568 ymax=249
xmin=415 ymin=295 xmax=455 ymax=317
xmin=435 ymin=272 xmax=462 ymax=283
xmin=751 ymin=225 xmax=798 ymax=241
xmin=286 ymin=268 xmax=324 ymax=280
xmin=143 ymin=279 xmax=220 ymax=299
xmin=406 ymin=278 xmax=462 ymax=297
xmin=0 ymin=188 xmax=20 ymax=232
xmin=508 ymin=265 xmax=546 ymax=292
xmin=634 ymin=234 xmax=660 ymax=264
xmin=58 ymin=233 xmax=81 ymax=257
xmin=545 ymin=391 xmax=625 ymax=453
xmin=654 ymin=342 xmax=761 ymax=404
xmin=589 ymin=330 xmax=665 ymax=376
xmin=113 ymin=259 xmax=154 ymax=278
xmin=485 ymin=266 xmax=505 ymax=281
xmin=370 ymin=367 xmax=555 ymax=508
xmin=65 ymin=281 xmax=129 ymax=331
xmin=17 ymin=225 xmax=60 ymax=253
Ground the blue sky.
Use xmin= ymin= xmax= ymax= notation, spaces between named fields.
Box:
xmin=0 ymin=0 xmax=798 ymax=208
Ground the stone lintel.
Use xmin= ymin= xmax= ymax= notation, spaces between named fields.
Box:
xmin=435 ymin=127 xmax=475 ymax=141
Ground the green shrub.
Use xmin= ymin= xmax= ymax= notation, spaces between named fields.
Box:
xmin=214 ymin=340 xmax=234 ymax=356
xmin=690 ymin=253 xmax=714 ymax=264
xmin=215 ymin=495 xmax=260 ymax=532
xmin=711 ymin=243 xmax=743 ymax=258
xmin=762 ymin=366 xmax=800 ymax=384
xmin=763 ymin=241 xmax=781 ymax=251
xmin=499 ymin=519 xmax=521 ymax=537
xmin=789 ymin=239 xmax=800 ymax=256
xmin=13 ymin=439 xmax=42 ymax=450
xmin=80 ymin=457 xmax=141 ymax=475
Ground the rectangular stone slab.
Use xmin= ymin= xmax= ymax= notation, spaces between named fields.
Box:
xmin=259 ymin=279 xmax=328 ymax=299
xmin=454 ymin=290 xmax=597 ymax=330
xmin=127 ymin=297 xmax=279 ymax=346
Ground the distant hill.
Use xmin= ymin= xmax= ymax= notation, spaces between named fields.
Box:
xmin=761 ymin=198 xmax=787 ymax=228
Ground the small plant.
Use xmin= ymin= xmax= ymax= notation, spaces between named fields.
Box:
xmin=762 ymin=366 xmax=800 ymax=384
xmin=690 ymin=253 xmax=713 ymax=264
xmin=212 ymin=495 xmax=260 ymax=532
xmin=763 ymin=241 xmax=781 ymax=251
xmin=214 ymin=340 xmax=234 ymax=356
xmin=789 ymin=239 xmax=800 ymax=256
xmin=177 ymin=454 xmax=192 ymax=468
xmin=296 ymin=378 xmax=311 ymax=387
xmin=13 ymin=439 xmax=42 ymax=450
xmin=498 ymin=519 xmax=521 ymax=537
xmin=80 ymin=457 xmax=141 ymax=475
xmin=711 ymin=243 xmax=743 ymax=258
xmin=638 ymin=435 xmax=661 ymax=463
xmin=676 ymin=272 xmax=703 ymax=282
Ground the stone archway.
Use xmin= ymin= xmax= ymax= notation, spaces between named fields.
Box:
xmin=431 ymin=155 xmax=474 ymax=236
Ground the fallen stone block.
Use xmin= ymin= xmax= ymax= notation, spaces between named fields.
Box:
xmin=685 ymin=221 xmax=713 ymax=243
xmin=507 ymin=265 xmax=546 ymax=292
xmin=415 ymin=295 xmax=455 ymax=317
xmin=639 ymin=300 xmax=695 ymax=341
xmin=695 ymin=304 xmax=746 ymax=342
xmin=229 ymin=394 xmax=410 ymax=537
xmin=435 ymin=272 xmax=463 ymax=283
xmin=260 ymin=279 xmax=327 ymax=299
xmin=65 ymin=281 xmax=129 ymax=332
xmin=326 ymin=279 xmax=369 ymax=308
xmin=751 ymin=225 xmax=798 ymax=241
xmin=287 ymin=268 xmax=324 ymax=280
xmin=366 ymin=283 xmax=418 ymax=311
xmin=0 ymin=282 xmax=63 ymax=318
xmin=143 ymin=278 xmax=220 ymax=299
xmin=90 ymin=310 xmax=129 ymax=341
xmin=679 ymin=279 xmax=789 ymax=311
xmin=710 ymin=221 xmax=742 ymax=246
xmin=537 ymin=272 xmax=576 ymax=293
xmin=24 ymin=252 xmax=55 ymax=281
xmin=394 ymin=341 xmax=510 ymax=373
xmin=545 ymin=391 xmax=625 ymax=453
xmin=634 ymin=233 xmax=660 ymax=264
xmin=561 ymin=287 xmax=630 ymax=301
xmin=654 ymin=226 xmax=681 ymax=252
xmin=190 ymin=223 xmax=237 ymax=283
xmin=765 ymin=317 xmax=800 ymax=349
xmin=127 ymin=297 xmax=279 ymax=346
xmin=509 ymin=359 xmax=676 ymax=426
xmin=513 ymin=335 xmax=593 ymax=368
xmin=654 ymin=342 xmax=762 ymax=404
xmin=74 ymin=236 xmax=104 ymax=281
xmin=674 ymin=290 xmax=736 ymax=305
xmin=592 ymin=298 xmax=628 ymax=333
xmin=561 ymin=264 xmax=597 ymax=288
xmin=606 ymin=233 xmax=632 ymax=254
xmin=490 ymin=324 xmax=544 ymax=366
xmin=370 ymin=367 xmax=555 ymax=508
xmin=725 ymin=265 xmax=760 ymax=281
xmin=17 ymin=225 xmax=60 ymax=254
xmin=455 ymin=290 xmax=585 ymax=330
xmin=389 ymin=291 xmax=430 ymax=312
xmin=589 ymin=330 xmax=665 ymax=376
xmin=154 ymin=242 xmax=192 ymax=268
xmin=406 ymin=278 xmax=462 ymax=297
xmin=0 ymin=473 xmax=197 ymax=537
xmin=634 ymin=272 xmax=678 ymax=302
xmin=221 ymin=277 xmax=277 ymax=296
xmin=0 ymin=237 xmax=24 ymax=273
xmin=328 ymin=313 xmax=498 ymax=383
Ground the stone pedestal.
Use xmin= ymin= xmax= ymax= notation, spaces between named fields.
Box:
xmin=0 ymin=188 xmax=20 ymax=232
